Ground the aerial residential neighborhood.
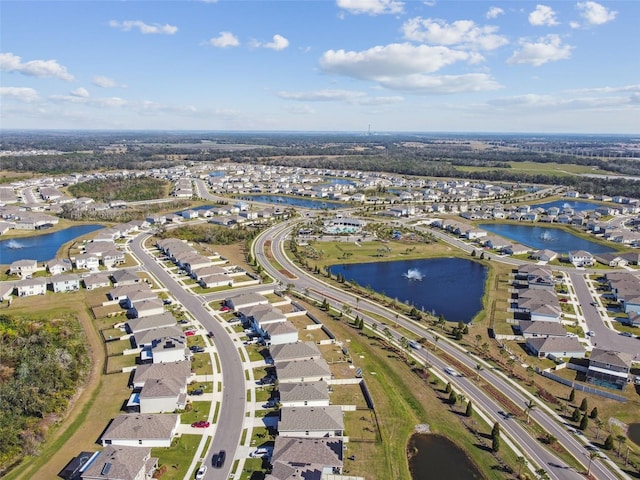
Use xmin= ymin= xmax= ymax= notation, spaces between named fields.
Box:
xmin=1 ymin=131 xmax=640 ymax=480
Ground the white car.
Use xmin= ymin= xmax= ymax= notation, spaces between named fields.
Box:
xmin=444 ymin=366 xmax=461 ymax=377
xmin=195 ymin=465 xmax=207 ymax=480
xmin=250 ymin=447 xmax=271 ymax=458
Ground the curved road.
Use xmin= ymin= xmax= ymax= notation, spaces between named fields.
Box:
xmin=255 ymin=221 xmax=621 ymax=480
xmin=130 ymin=235 xmax=245 ymax=479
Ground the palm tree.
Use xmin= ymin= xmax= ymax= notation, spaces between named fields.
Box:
xmin=516 ymin=456 xmax=528 ymax=477
xmin=524 ymin=400 xmax=537 ymax=424
xmin=535 ymin=468 xmax=550 ymax=480
xmin=587 ymin=450 xmax=600 ymax=477
xmin=432 ymin=335 xmax=440 ymax=351
xmin=616 ymin=435 xmax=627 ymax=457
xmin=595 ymin=419 xmax=604 ymax=440
xmin=475 ymin=363 xmax=483 ymax=380
xmin=474 ymin=334 xmax=482 ymax=349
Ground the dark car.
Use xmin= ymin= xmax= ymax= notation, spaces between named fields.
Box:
xmin=190 ymin=388 xmax=204 ymax=396
xmin=213 ymin=450 xmax=226 ymax=468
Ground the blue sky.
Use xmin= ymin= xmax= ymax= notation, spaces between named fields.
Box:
xmin=1 ymin=0 xmax=637 ymax=133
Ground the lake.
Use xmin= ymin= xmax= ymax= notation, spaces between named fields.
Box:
xmin=478 ymin=223 xmax=616 ymax=254
xmin=0 ymin=224 xmax=104 ymax=264
xmin=530 ymin=200 xmax=602 ymax=212
xmin=329 ymin=257 xmax=487 ymax=323
xmin=238 ymin=195 xmax=349 ymax=210
xmin=629 ymin=423 xmax=640 ymax=447
xmin=408 ymin=433 xmax=485 ymax=479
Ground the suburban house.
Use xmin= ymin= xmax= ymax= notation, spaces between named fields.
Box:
xmin=514 ymin=289 xmax=562 ymax=322
xmin=278 ymin=406 xmax=344 ymax=438
xmin=128 ymin=376 xmax=187 ymax=414
xmin=127 ymin=312 xmax=177 ymax=334
xmin=83 ymin=272 xmax=112 ymax=290
xmin=518 ymin=320 xmax=567 ymax=338
xmin=624 ymin=311 xmax=640 ymax=327
xmin=111 ymin=269 xmax=141 ymax=286
xmin=605 ymin=272 xmax=640 ymax=314
xmin=513 ymin=265 xmax=555 ymax=289
xmin=587 ymin=349 xmax=633 ymax=390
xmin=100 ymin=414 xmax=180 ymax=447
xmin=133 ymin=325 xmax=185 ymax=350
xmin=15 ymin=277 xmax=48 ymax=296
xmin=279 ymin=381 xmax=330 ymax=407
xmin=130 ymin=298 xmax=165 ymax=319
xmin=263 ymin=321 xmax=299 ymax=346
xmin=530 ymin=249 xmax=558 ymax=263
xmin=275 ymin=358 xmax=332 ymax=384
xmin=269 ymin=342 xmax=322 ymax=364
xmin=47 ymin=258 xmax=72 ymax=275
xmin=267 ymin=436 xmax=344 ymax=480
xmin=9 ymin=259 xmax=38 ymax=278
xmin=525 ymin=336 xmax=585 ymax=360
xmin=51 ymin=273 xmax=82 ymax=293
xmin=245 ymin=304 xmax=287 ymax=335
xmin=109 ymin=284 xmax=154 ymax=304
xmin=227 ymin=292 xmax=269 ymax=311
xmin=191 ymin=265 xmax=228 ymax=281
xmin=73 ymin=253 xmax=100 ymax=271
xmin=594 ymin=253 xmax=629 ymax=268
xmin=568 ymin=250 xmax=594 ymax=267
xmin=199 ymin=274 xmax=233 ymax=289
xmin=80 ymin=445 xmax=158 ymax=480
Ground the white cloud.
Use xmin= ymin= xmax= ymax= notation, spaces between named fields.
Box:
xmin=376 ymin=73 xmax=502 ymax=94
xmin=278 ymin=89 xmax=366 ymax=102
xmin=401 ymin=18 xmax=508 ymax=51
xmin=487 ymin=92 xmax=631 ymax=110
xmin=320 ymin=43 xmax=471 ymax=80
xmin=0 ymin=52 xmax=74 ymax=81
xmin=278 ymin=89 xmax=404 ymax=105
xmin=566 ymin=84 xmax=640 ymax=95
xmin=0 ymin=87 xmax=40 ymax=102
xmin=576 ymin=1 xmax=617 ymax=25
xmin=92 ymin=75 xmax=124 ymax=88
xmin=49 ymin=94 xmax=127 ymax=107
xmin=529 ymin=5 xmax=559 ymax=26
xmin=486 ymin=7 xmax=504 ymax=19
xmin=263 ymin=34 xmax=290 ymax=51
xmin=507 ymin=34 xmax=573 ymax=66
xmin=109 ymin=20 xmax=178 ymax=35
xmin=336 ymin=0 xmax=404 ymax=15
xmin=207 ymin=31 xmax=240 ymax=48
xmin=70 ymin=87 xmax=90 ymax=98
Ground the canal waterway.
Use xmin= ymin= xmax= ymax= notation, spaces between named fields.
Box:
xmin=0 ymin=224 xmax=104 ymax=264
xmin=629 ymin=423 xmax=640 ymax=447
xmin=478 ymin=223 xmax=616 ymax=254
xmin=329 ymin=257 xmax=487 ymax=323
xmin=408 ymin=433 xmax=485 ymax=479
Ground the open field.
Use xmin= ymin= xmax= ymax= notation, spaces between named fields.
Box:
xmin=455 ymin=161 xmax=613 ymax=177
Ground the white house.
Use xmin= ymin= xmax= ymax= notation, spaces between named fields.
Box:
xmin=9 ymin=259 xmax=38 ymax=278
xmin=100 ymin=414 xmax=179 ymax=447
xmin=16 ymin=277 xmax=48 ymax=296
xmin=568 ymin=250 xmax=594 ymax=267
xmin=51 ymin=273 xmax=82 ymax=293
xmin=263 ymin=321 xmax=299 ymax=346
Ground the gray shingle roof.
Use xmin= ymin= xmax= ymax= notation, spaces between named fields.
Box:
xmin=81 ymin=445 xmax=155 ymax=480
xmin=279 ymin=381 xmax=329 ymax=403
xmin=101 ymin=414 xmax=179 ymax=442
xmin=270 ymin=342 xmax=321 ymax=363
xmin=275 ymin=358 xmax=331 ymax=382
xmin=278 ymin=406 xmax=343 ymax=433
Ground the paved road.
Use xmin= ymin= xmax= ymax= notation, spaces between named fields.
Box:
xmin=570 ymin=272 xmax=639 ymax=355
xmin=130 ymin=235 xmax=245 ymax=479
xmin=255 ymin=222 xmax=621 ymax=480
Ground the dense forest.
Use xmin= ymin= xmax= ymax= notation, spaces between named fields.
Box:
xmin=2 ymin=131 xmax=640 ymax=197
xmin=67 ymin=177 xmax=171 ymax=203
xmin=0 ymin=314 xmax=89 ymax=473
xmin=155 ymin=223 xmax=262 ymax=245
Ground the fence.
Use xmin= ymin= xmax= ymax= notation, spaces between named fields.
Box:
xmin=538 ymin=369 xmax=627 ymax=402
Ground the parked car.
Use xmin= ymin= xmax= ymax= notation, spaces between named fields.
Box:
xmin=190 ymin=388 xmax=204 ymax=396
xmin=192 ymin=421 xmax=210 ymax=428
xmin=195 ymin=465 xmax=207 ymax=480
xmin=250 ymin=447 xmax=271 ymax=458
xmin=190 ymin=345 xmax=205 ymax=353
xmin=213 ymin=450 xmax=226 ymax=468
xmin=221 ymin=306 xmax=231 ymax=312
xmin=163 ymin=298 xmax=173 ymax=305
xmin=185 ymin=330 xmax=196 ymax=336
xmin=620 ymin=332 xmax=633 ymax=337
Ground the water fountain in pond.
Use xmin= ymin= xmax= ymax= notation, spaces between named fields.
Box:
xmin=403 ymin=268 xmax=424 ymax=281
xmin=539 ymin=230 xmax=555 ymax=241
xmin=6 ymin=240 xmax=23 ymax=249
